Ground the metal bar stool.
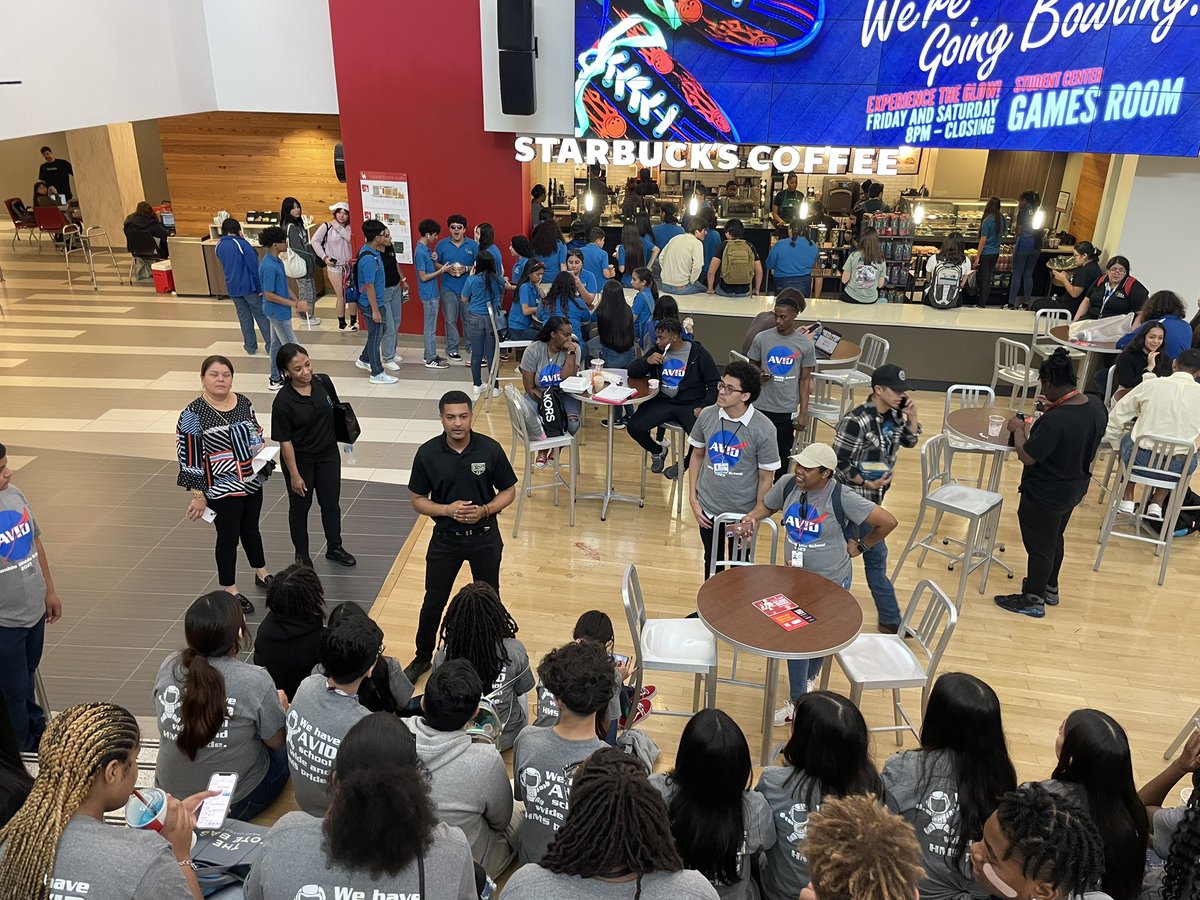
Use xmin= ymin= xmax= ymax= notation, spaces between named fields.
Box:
xmin=640 ymin=422 xmax=686 ymax=517
xmin=709 ymin=514 xmax=779 ymax=687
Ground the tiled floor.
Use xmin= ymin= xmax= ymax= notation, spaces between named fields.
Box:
xmin=0 ymin=226 xmax=472 ymax=715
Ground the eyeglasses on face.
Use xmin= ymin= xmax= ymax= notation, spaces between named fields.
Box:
xmin=717 ymin=382 xmax=746 ymax=395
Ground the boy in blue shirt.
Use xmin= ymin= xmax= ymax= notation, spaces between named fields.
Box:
xmin=414 ymin=219 xmax=451 ymax=369
xmin=259 ymin=226 xmax=308 ymax=390
xmin=353 ymin=219 xmax=399 ymax=384
xmin=214 ymin=218 xmax=269 ymax=358
xmin=581 ymin=227 xmax=613 ymax=285
xmin=433 ymin=214 xmax=477 ymax=364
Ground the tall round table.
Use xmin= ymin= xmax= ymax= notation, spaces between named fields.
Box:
xmin=697 ymin=565 xmax=863 ymax=764
xmin=1049 ymin=323 xmax=1121 ymax=389
xmin=814 ymin=335 xmax=862 ymax=370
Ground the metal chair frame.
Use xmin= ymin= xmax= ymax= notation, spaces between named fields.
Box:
xmin=942 ymin=383 xmax=996 ymax=489
xmin=502 ymin=385 xmax=576 ymax=537
xmin=483 ymin=305 xmax=534 ymax=411
xmin=989 ymin=338 xmax=1039 ymax=413
xmin=708 ymin=515 xmax=779 ymax=688
xmin=640 ymin=422 xmax=687 ymax=517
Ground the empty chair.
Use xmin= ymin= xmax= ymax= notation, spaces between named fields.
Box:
xmin=502 ymin=385 xmax=576 ymax=537
xmin=640 ymin=421 xmax=687 ymax=516
xmin=1094 ymin=434 xmax=1196 ymax=586
xmin=708 ymin=514 xmax=778 ymax=687
xmin=890 ymin=434 xmax=1004 ymax=610
xmin=819 ymin=579 xmax=957 ymax=744
xmin=622 ymin=563 xmax=717 ymax=730
xmin=805 ymin=371 xmax=852 ymax=443
xmin=820 ymin=332 xmax=888 ymax=397
xmin=942 ymin=383 xmax=996 ymax=488
xmin=989 ymin=338 xmax=1039 ymax=412
xmin=32 ymin=205 xmax=69 ymax=246
xmin=5 ymin=198 xmax=41 ymax=250
xmin=482 ymin=306 xmax=534 ymax=411
xmin=1031 ymin=308 xmax=1083 ymax=363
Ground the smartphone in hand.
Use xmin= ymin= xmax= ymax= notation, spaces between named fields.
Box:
xmin=196 ymin=772 xmax=238 ymax=831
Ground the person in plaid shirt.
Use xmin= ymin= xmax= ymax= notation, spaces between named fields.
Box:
xmin=832 ymin=364 xmax=922 ymax=633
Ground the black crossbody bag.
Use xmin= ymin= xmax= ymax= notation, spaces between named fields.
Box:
xmin=315 ymin=373 xmax=361 ymax=444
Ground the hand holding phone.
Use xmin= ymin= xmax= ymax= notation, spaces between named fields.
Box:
xmin=195 ymin=772 xmax=237 ymax=830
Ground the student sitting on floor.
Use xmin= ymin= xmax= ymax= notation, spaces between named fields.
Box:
xmin=799 ymin=794 xmax=924 ymax=900
xmin=322 ymin=602 xmax=414 ymax=713
xmin=1137 ymin=726 xmax=1200 ymax=899
xmin=404 ymin=659 xmax=518 ymax=878
xmin=252 ymin=563 xmax=326 ymax=701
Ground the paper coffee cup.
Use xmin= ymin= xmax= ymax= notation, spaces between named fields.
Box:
xmin=124 ymin=788 xmax=168 ymax=832
xmin=648 ymin=379 xmax=659 ymax=391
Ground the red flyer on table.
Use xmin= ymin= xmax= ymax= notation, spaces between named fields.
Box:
xmin=770 ymin=607 xmax=816 ymax=631
xmin=754 ymin=594 xmax=798 ymax=615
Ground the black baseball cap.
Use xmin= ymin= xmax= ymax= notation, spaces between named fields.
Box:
xmin=871 ymin=364 xmax=911 ymax=391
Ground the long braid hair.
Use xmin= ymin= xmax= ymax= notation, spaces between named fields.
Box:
xmin=438 ymin=582 xmax=518 ymax=689
xmin=1160 ymin=777 xmax=1200 ymax=900
xmin=804 ymin=794 xmax=924 ymax=900
xmin=542 ymin=747 xmax=682 ymax=899
xmin=995 ymin=783 xmax=1105 ymax=896
xmin=0 ymin=703 xmax=139 ymax=900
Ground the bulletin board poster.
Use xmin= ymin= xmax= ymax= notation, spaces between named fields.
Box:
xmin=573 ymin=0 xmax=1200 ymax=156
xmin=359 ymin=171 xmax=413 ymax=264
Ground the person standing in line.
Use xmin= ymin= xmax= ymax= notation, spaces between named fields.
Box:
xmin=582 ymin=227 xmax=613 ymax=284
xmin=460 ymin=253 xmax=504 ymax=397
xmin=281 ymin=197 xmax=319 ymax=325
xmin=414 ymin=219 xmax=451 ymax=369
xmin=765 ymin=221 xmax=820 ymax=297
xmin=658 ymin=220 xmax=709 ymax=295
xmin=258 ymin=225 xmax=308 ymax=391
xmin=434 ymin=214 xmax=478 ymax=364
xmin=352 ymin=219 xmax=399 ymax=385
xmin=379 ymin=234 xmax=409 ymax=371
xmin=748 ymin=292 xmax=816 ymax=479
xmin=832 ymin=364 xmax=921 ymax=633
xmin=177 ymin=354 xmax=273 ymax=617
xmin=1007 ymin=191 xmax=1043 ymax=310
xmin=37 ymin=147 xmax=73 ymax=201
xmin=0 ymin=443 xmax=62 ymax=752
xmin=994 ymin=349 xmax=1107 ymax=619
xmin=272 ymin=343 xmax=357 ymax=569
xmin=404 ymin=390 xmax=518 ymax=683
xmin=974 ymin=196 xmax=1005 ymax=308
xmin=687 ymin=360 xmax=780 ymax=579
xmin=530 ymin=184 xmax=548 ymax=227
xmin=707 ymin=217 xmax=763 ymax=298
xmin=312 ymin=202 xmax=355 ymax=332
xmin=214 ymin=218 xmax=270 ymax=357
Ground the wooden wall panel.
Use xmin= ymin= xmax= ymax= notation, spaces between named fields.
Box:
xmin=1068 ymin=153 xmax=1110 ymax=242
xmin=158 ymin=112 xmax=344 ymax=237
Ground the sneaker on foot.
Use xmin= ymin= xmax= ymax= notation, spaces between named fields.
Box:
xmin=325 ymin=546 xmax=357 ymax=567
xmin=638 ymin=685 xmax=657 ymax=702
xmin=354 ymin=359 xmax=371 ymax=371
xmin=391 ymin=354 xmax=404 ymax=364
xmin=425 ymin=357 xmax=450 ymax=369
xmin=1145 ymin=502 xmax=1164 ymax=520
xmin=663 ymin=463 xmax=679 ymax=480
xmin=369 ymin=373 xmax=399 ymax=384
xmin=1117 ymin=499 xmax=1136 ymax=515
xmin=773 ymin=701 xmax=796 ymax=727
xmin=306 ymin=317 xmax=322 ymax=326
xmin=500 ymin=350 xmax=511 ymax=361
xmin=877 ymin=621 xmax=900 ymax=634
xmin=650 ymin=452 xmax=667 ymax=474
xmin=472 ymin=384 xmax=485 ymax=397
xmin=994 ymin=592 xmax=1046 ymax=618
xmin=347 ymin=319 xmax=359 ymax=332
xmin=626 ymin=698 xmax=652 ymax=728
xmin=447 ymin=351 xmax=464 ymax=363
xmin=403 ymin=658 xmax=431 ymax=683
xmin=268 ymin=379 xmax=284 ymax=392
xmin=383 ymin=360 xmax=401 ymax=371
xmin=534 ymin=450 xmax=549 ymax=469
xmin=1044 ymin=587 xmax=1060 ymax=607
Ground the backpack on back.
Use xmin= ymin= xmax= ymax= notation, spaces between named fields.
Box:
xmin=719 ymin=239 xmax=755 ymax=286
xmin=926 ymin=261 xmax=963 ymax=309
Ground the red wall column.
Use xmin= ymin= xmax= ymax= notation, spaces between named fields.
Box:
xmin=328 ymin=1 xmax=527 ymax=334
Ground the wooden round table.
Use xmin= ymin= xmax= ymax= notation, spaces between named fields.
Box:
xmin=814 ymin=335 xmax=862 ymax=370
xmin=1049 ymin=323 xmax=1121 ymax=395
xmin=943 ymin=407 xmax=1019 ymax=493
xmin=697 ymin=565 xmax=863 ymax=763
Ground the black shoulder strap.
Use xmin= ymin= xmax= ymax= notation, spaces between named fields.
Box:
xmin=831 ymin=482 xmax=860 ymax=541
xmin=314 ymin=373 xmax=341 ymax=405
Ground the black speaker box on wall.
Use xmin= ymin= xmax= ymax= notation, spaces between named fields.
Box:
xmin=497 ymin=0 xmax=535 ymax=50
xmin=498 ymin=50 xmax=536 ymax=115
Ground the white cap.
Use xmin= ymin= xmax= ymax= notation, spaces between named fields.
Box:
xmin=329 ymin=202 xmax=350 ymax=212
xmin=789 ymin=443 xmax=839 ymax=470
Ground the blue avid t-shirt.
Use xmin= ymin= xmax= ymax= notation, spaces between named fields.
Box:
xmin=356 ymin=246 xmax=385 ymax=309
xmin=434 ymin=237 xmax=478 ymax=295
xmin=260 ymin=254 xmax=291 ymax=320
xmin=461 ymin=273 xmax=503 ymax=315
xmin=581 ymin=243 xmax=609 ymax=285
xmin=484 ymin=243 xmax=503 ymax=275
xmin=413 ymin=241 xmax=439 ymax=301
xmin=766 ymin=237 xmax=820 ymax=277
xmin=511 ymin=282 xmax=540 ymax=331
xmin=535 ymin=244 xmax=566 ymax=275
xmin=980 ymin=215 xmax=1004 ymax=254
xmin=632 ymin=288 xmax=655 ymax=347
xmin=702 ymin=229 xmax=721 ymax=273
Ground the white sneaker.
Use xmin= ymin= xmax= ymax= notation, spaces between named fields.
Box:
xmin=472 ymin=384 xmax=485 ymax=397
xmin=306 ymin=316 xmax=322 ymax=326
xmin=1117 ymin=500 xmax=1136 ymax=515
xmin=491 ymin=387 xmax=501 ymax=397
xmin=383 ymin=360 xmax=401 ymax=371
xmin=1145 ymin=502 xmax=1164 ymax=520
xmin=368 ymin=373 xmax=399 ymax=385
xmin=391 ymin=354 xmax=404 ymax=364
xmin=773 ymin=701 xmax=795 ymax=727
xmin=354 ymin=360 xmax=370 ymax=371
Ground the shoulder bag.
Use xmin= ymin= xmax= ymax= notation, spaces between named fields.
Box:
xmin=283 ymin=223 xmax=310 ymax=278
xmin=315 ymin=373 xmax=361 ymax=444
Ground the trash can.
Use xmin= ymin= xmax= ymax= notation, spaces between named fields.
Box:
xmin=151 ymin=260 xmax=175 ymax=294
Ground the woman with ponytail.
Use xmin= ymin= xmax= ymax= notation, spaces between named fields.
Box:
xmin=244 ymin=713 xmax=476 ymax=900
xmin=765 ymin=221 xmax=820 ymax=297
xmin=504 ymin=746 xmax=720 ymax=899
xmin=154 ymin=591 xmax=288 ymax=821
xmin=0 ymin=702 xmax=211 ymax=900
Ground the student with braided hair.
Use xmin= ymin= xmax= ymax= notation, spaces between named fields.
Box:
xmin=798 ymin=794 xmax=924 ymax=900
xmin=969 ymin=783 xmax=1111 ymax=899
xmin=251 ymin=562 xmax=326 ymax=700
xmin=433 ymin=581 xmax=533 ymax=751
xmin=505 ymin=746 xmax=719 ymax=899
xmin=1138 ymin=727 xmax=1200 ymax=900
xmin=0 ymin=702 xmax=214 ymax=900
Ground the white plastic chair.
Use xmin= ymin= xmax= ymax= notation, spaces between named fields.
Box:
xmin=502 ymin=385 xmax=576 ymax=538
xmin=819 ymin=579 xmax=957 ymax=744
xmin=890 ymin=434 xmax=1004 ymax=610
xmin=708 ymin=515 xmax=779 ymax=688
xmin=989 ymin=338 xmax=1039 ymax=413
xmin=805 ymin=371 xmax=852 ymax=443
xmin=1095 ymin=418 xmax=1131 ymax=507
xmin=622 ymin=564 xmax=717 ymax=730
xmin=729 ymin=350 xmax=751 ymax=364
xmin=1032 ymin=308 xmax=1084 ymax=363
xmin=640 ymin=422 xmax=687 ymax=517
xmin=942 ymin=384 xmax=995 ymax=488
xmin=483 ymin=306 xmax=534 ymax=410
xmin=1094 ymin=434 xmax=1196 ymax=586
xmin=821 ymin=333 xmax=889 ymax=400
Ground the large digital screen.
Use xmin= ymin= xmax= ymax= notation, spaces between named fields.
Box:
xmin=573 ymin=0 xmax=1200 ymax=156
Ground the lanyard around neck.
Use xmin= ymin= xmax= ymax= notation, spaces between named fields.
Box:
xmin=1044 ymin=389 xmax=1081 ymax=411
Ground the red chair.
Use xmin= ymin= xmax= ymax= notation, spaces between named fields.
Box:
xmin=5 ymin=198 xmax=41 ymax=250
xmin=33 ymin=206 xmax=70 ymax=250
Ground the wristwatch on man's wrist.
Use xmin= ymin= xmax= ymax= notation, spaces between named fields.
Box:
xmin=856 ymin=540 xmax=868 ymax=555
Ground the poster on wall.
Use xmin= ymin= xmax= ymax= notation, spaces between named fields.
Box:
xmin=573 ymin=0 xmax=1200 ymax=156
xmin=359 ymin=171 xmax=412 ymax=264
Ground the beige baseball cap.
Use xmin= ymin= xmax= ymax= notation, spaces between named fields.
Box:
xmin=789 ymin=443 xmax=838 ymax=470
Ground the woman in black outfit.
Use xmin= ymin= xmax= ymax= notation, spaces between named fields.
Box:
xmin=1050 ymin=240 xmax=1103 ymax=311
xmin=177 ymin=354 xmax=272 ymax=616
xmin=252 ymin=563 xmax=326 ymax=700
xmin=271 ymin=343 xmax=356 ymax=569
xmin=1073 ymin=254 xmax=1149 ymax=321
xmin=281 ymin=197 xmax=318 ymax=325
xmin=1109 ymin=320 xmax=1173 ymax=401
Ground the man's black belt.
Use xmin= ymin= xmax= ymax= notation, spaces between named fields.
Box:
xmin=433 ymin=523 xmax=495 ymax=538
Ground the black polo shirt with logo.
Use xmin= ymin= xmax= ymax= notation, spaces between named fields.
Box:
xmin=408 ymin=431 xmax=518 ymax=532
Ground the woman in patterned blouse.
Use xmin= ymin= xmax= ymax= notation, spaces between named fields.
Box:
xmin=176 ymin=355 xmax=273 ymax=615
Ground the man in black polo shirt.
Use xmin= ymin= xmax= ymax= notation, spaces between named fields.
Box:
xmin=404 ymin=390 xmax=518 ymax=682
xmin=38 ymin=147 xmax=74 ymax=201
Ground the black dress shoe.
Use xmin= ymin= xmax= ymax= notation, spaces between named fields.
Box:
xmin=294 ymin=554 xmax=314 ymax=568
xmin=877 ymin=621 xmax=900 ymax=634
xmin=254 ymin=574 xmax=274 ymax=592
xmin=325 ymin=546 xmax=357 ymax=567
xmin=403 ymin=658 xmax=431 ymax=683
xmin=235 ymin=594 xmax=255 ymax=615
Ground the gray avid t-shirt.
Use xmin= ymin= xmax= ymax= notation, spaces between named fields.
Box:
xmin=883 ymin=749 xmax=991 ymax=900
xmin=0 ymin=815 xmax=193 ymax=900
xmin=403 ymin=716 xmax=514 ymax=865
xmin=503 ymin=865 xmax=721 ymax=899
xmin=513 ymin=725 xmax=608 ymax=865
xmin=1142 ymin=804 xmax=1194 ymax=899
xmin=0 ymin=485 xmax=48 ymax=629
xmin=659 ymin=343 xmax=692 ymax=398
xmin=153 ymin=653 xmax=287 ymax=803
xmin=519 ymin=340 xmax=571 ymax=390
xmin=689 ymin=405 xmax=781 ymax=517
xmin=285 ymin=673 xmax=370 ymax=816
xmin=749 ymin=328 xmax=818 ymax=415
xmin=754 ymin=766 xmax=825 ymax=898
xmin=649 ymin=773 xmax=776 ymax=900
xmin=432 ymin=637 xmax=535 ymax=751
xmin=763 ymin=476 xmax=875 ymax=584
xmin=533 ymin=668 xmax=623 ymax=729
xmin=243 ymin=811 xmax=476 ymax=900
